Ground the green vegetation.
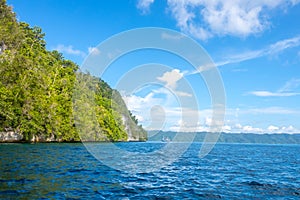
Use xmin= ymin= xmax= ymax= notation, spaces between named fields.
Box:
xmin=0 ymin=0 xmax=147 ymax=142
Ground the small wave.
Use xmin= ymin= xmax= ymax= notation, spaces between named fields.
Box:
xmin=247 ymin=181 xmax=268 ymax=187
xmin=198 ymin=193 xmax=222 ymax=199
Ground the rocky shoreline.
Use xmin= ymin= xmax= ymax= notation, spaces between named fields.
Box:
xmin=0 ymin=129 xmax=145 ymax=143
xmin=0 ymin=128 xmax=77 ymax=143
xmin=0 ymin=130 xmax=23 ymax=142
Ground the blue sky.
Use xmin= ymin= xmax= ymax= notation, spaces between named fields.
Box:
xmin=8 ymin=0 xmax=300 ymax=133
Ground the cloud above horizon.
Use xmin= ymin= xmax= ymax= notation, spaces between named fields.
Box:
xmin=137 ymin=0 xmax=154 ymax=14
xmin=122 ymin=92 xmax=300 ymax=133
xmin=52 ymin=44 xmax=86 ymax=58
xmin=249 ymin=78 xmax=300 ymax=97
xmin=88 ymin=47 xmax=101 ymax=55
xmin=157 ymin=69 xmax=192 ymax=97
xmin=137 ymin=0 xmax=300 ymax=40
xmin=187 ymin=35 xmax=300 ymax=74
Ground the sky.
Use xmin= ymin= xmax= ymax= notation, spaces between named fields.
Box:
xmin=7 ymin=0 xmax=300 ymax=134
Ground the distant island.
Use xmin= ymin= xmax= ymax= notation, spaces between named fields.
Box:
xmin=0 ymin=1 xmax=146 ymax=143
xmin=148 ymin=131 xmax=300 ymax=144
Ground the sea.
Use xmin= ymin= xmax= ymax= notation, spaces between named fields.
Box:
xmin=0 ymin=142 xmax=299 ymax=199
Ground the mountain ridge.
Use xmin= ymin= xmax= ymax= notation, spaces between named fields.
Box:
xmin=148 ymin=131 xmax=300 ymax=144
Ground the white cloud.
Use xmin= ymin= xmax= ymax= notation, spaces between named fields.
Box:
xmin=123 ymin=93 xmax=300 ymax=133
xmin=278 ymin=78 xmax=300 ymax=92
xmin=241 ymin=107 xmax=300 ymax=115
xmin=123 ymin=87 xmax=300 ymax=133
xmin=267 ymin=125 xmax=279 ymax=132
xmin=233 ymin=124 xmax=299 ymax=134
xmin=234 ymin=123 xmax=243 ymax=129
xmin=249 ymin=78 xmax=300 ymax=97
xmin=137 ymin=0 xmax=155 ymax=14
xmin=53 ymin=44 xmax=86 ymax=57
xmin=281 ymin=125 xmax=298 ymax=133
xmin=219 ymin=35 xmax=300 ymax=65
xmin=205 ymin=117 xmax=212 ymax=126
xmin=122 ymin=92 xmax=163 ymax=113
xmin=156 ymin=69 xmax=193 ymax=98
xmin=122 ymin=87 xmax=183 ymax=130
xmin=162 ymin=0 xmax=300 ymax=40
xmin=221 ymin=107 xmax=300 ymax=133
xmin=161 ymin=32 xmax=184 ymax=40
xmin=88 ymin=47 xmax=101 ymax=55
xmin=188 ymin=35 xmax=300 ymax=74
xmin=266 ymin=125 xmax=299 ymax=133
xmin=157 ymin=69 xmax=184 ymax=89
xmin=242 ymin=125 xmax=263 ymax=133
xmin=169 ymin=124 xmax=208 ymax=132
xmin=200 ymin=1 xmax=263 ymax=37
xmin=249 ymin=91 xmax=300 ymax=97
xmin=231 ymin=68 xmax=248 ymax=72
xmin=122 ymin=90 xmax=221 ymax=132
xmin=267 ymin=36 xmax=300 ymax=55
xmin=174 ymin=91 xmax=192 ymax=97
xmin=215 ymin=118 xmax=300 ymax=133
xmin=137 ymin=0 xmax=299 ymax=40
xmin=222 ymin=125 xmax=232 ymax=133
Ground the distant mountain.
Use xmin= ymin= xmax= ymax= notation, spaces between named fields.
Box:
xmin=148 ymin=131 xmax=300 ymax=144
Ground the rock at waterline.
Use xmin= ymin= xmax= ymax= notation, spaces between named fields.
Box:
xmin=0 ymin=130 xmax=23 ymax=142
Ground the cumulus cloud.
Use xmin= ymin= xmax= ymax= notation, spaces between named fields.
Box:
xmin=205 ymin=117 xmax=212 ymax=126
xmin=242 ymin=125 xmax=263 ymax=133
xmin=280 ymin=125 xmax=298 ymax=133
xmin=222 ymin=125 xmax=232 ymax=133
xmin=123 ymin=93 xmax=300 ymax=133
xmin=266 ymin=125 xmax=299 ymax=133
xmin=122 ymin=90 xmax=217 ymax=132
xmin=157 ymin=69 xmax=184 ymax=89
xmin=267 ymin=125 xmax=279 ymax=132
xmin=156 ymin=69 xmax=192 ymax=97
xmin=53 ymin=44 xmax=86 ymax=57
xmin=137 ymin=0 xmax=300 ymax=40
xmin=122 ymin=92 xmax=163 ymax=113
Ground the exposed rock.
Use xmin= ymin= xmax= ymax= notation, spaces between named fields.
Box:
xmin=30 ymin=134 xmax=57 ymax=142
xmin=0 ymin=128 xmax=58 ymax=143
xmin=122 ymin=114 xmax=146 ymax=141
xmin=0 ymin=131 xmax=23 ymax=142
xmin=0 ymin=41 xmax=7 ymax=54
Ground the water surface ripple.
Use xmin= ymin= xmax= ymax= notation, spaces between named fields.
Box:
xmin=0 ymin=143 xmax=299 ymax=199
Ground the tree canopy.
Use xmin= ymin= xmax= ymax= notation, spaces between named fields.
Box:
xmin=0 ymin=0 xmax=147 ymax=142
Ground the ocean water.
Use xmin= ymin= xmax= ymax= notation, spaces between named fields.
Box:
xmin=0 ymin=142 xmax=299 ymax=199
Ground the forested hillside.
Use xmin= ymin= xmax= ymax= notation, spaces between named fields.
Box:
xmin=148 ymin=131 xmax=300 ymax=144
xmin=0 ymin=0 xmax=147 ymax=142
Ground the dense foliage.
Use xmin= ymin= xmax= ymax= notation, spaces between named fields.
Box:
xmin=0 ymin=0 xmax=147 ymax=142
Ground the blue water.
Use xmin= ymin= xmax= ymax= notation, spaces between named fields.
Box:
xmin=0 ymin=142 xmax=299 ymax=199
